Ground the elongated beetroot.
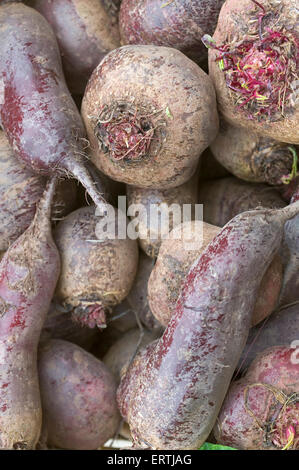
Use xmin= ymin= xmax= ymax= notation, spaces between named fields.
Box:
xmin=0 ymin=3 xmax=107 ymax=211
xmin=210 ymin=123 xmax=295 ymax=185
xmin=28 ymin=0 xmax=120 ymax=95
xmin=0 ymin=178 xmax=60 ymax=449
xmin=0 ymin=130 xmax=77 ymax=251
xmin=82 ymin=45 xmax=218 ymax=189
xmin=208 ymin=0 xmax=299 ymax=143
xmin=38 ymin=339 xmax=120 ymax=450
xmin=214 ymin=346 xmax=299 ymax=450
xmin=118 ymin=201 xmax=299 ymax=449
xmin=119 ymin=0 xmax=225 ymax=65
xmin=148 ymin=220 xmax=283 ymax=328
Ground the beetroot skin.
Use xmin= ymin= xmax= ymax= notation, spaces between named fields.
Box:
xmin=38 ymin=339 xmax=120 ymax=450
xmin=119 ymin=0 xmax=225 ymax=64
xmin=0 ymin=3 xmax=107 ymax=211
xmin=0 ymin=179 xmax=60 ymax=449
xmin=118 ymin=202 xmax=299 ymax=449
xmin=82 ymin=45 xmax=218 ymax=189
xmin=215 ymin=346 xmax=299 ymax=450
xmin=28 ymin=0 xmax=120 ymax=95
xmin=208 ymin=0 xmax=299 ymax=143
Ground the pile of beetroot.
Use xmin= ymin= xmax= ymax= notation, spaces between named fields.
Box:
xmin=0 ymin=0 xmax=298 ymax=451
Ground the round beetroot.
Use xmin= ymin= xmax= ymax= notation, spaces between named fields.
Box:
xmin=81 ymin=45 xmax=219 ymax=189
xmin=38 ymin=339 xmax=120 ymax=450
xmin=54 ymin=205 xmax=139 ymax=329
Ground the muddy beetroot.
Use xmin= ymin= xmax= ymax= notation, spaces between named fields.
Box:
xmin=38 ymin=339 xmax=120 ymax=450
xmin=215 ymin=346 xmax=299 ymax=450
xmin=208 ymin=0 xmax=299 ymax=143
xmin=0 ymin=179 xmax=60 ymax=449
xmin=0 ymin=3 xmax=107 ymax=211
xmin=118 ymin=201 xmax=299 ymax=449
xmin=82 ymin=45 xmax=218 ymax=189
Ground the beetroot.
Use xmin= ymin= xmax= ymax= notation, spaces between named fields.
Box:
xmin=81 ymin=45 xmax=219 ymax=189
xmin=38 ymin=339 xmax=120 ymax=450
xmin=119 ymin=0 xmax=225 ymax=65
xmin=28 ymin=0 xmax=120 ymax=95
xmin=210 ymin=123 xmax=296 ymax=185
xmin=198 ymin=176 xmax=286 ymax=227
xmin=279 ymin=184 xmax=299 ymax=306
xmin=0 ymin=3 xmax=107 ymax=212
xmin=118 ymin=201 xmax=299 ymax=449
xmin=0 ymin=178 xmax=60 ymax=449
xmin=215 ymin=346 xmax=299 ymax=450
xmin=0 ymin=130 xmax=77 ymax=251
xmin=238 ymin=303 xmax=299 ymax=374
xmin=54 ymin=205 xmax=139 ymax=329
xmin=148 ymin=220 xmax=283 ymax=328
xmin=126 ymin=175 xmax=198 ymax=258
xmin=207 ymin=0 xmax=299 ymax=143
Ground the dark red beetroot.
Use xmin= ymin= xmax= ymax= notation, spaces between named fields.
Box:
xmin=28 ymin=0 xmax=120 ymax=95
xmin=119 ymin=0 xmax=225 ymax=65
xmin=214 ymin=346 xmax=299 ymax=450
xmin=118 ymin=201 xmax=299 ymax=449
xmin=207 ymin=0 xmax=299 ymax=144
xmin=238 ymin=303 xmax=299 ymax=374
xmin=198 ymin=176 xmax=286 ymax=227
xmin=0 ymin=130 xmax=78 ymax=251
xmin=38 ymin=339 xmax=120 ymax=450
xmin=0 ymin=179 xmax=60 ymax=449
xmin=0 ymin=3 xmax=107 ymax=212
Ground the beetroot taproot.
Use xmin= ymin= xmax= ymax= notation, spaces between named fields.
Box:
xmin=81 ymin=45 xmax=219 ymax=189
xmin=238 ymin=303 xmax=299 ymax=374
xmin=0 ymin=179 xmax=60 ymax=449
xmin=118 ymin=201 xmax=299 ymax=449
xmin=148 ymin=220 xmax=283 ymax=328
xmin=210 ymin=123 xmax=296 ymax=185
xmin=0 ymin=3 xmax=107 ymax=211
xmin=126 ymin=174 xmax=198 ymax=258
xmin=0 ymin=130 xmax=77 ymax=251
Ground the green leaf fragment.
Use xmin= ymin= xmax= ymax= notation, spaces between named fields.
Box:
xmin=281 ymin=146 xmax=298 ymax=185
xmin=165 ymin=106 xmax=173 ymax=119
xmin=201 ymin=34 xmax=216 ymax=49
xmin=199 ymin=442 xmax=237 ymax=450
